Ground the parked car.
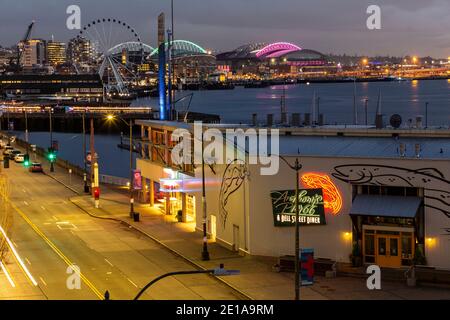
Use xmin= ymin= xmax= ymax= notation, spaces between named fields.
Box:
xmin=8 ymin=150 xmax=21 ymax=160
xmin=29 ymin=162 xmax=43 ymax=173
xmin=2 ymin=146 xmax=13 ymax=156
xmin=14 ymin=153 xmax=25 ymax=163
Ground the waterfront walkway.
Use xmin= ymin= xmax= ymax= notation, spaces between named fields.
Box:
xmin=42 ymin=161 xmax=450 ymax=300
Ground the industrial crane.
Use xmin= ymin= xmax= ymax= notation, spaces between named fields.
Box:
xmin=7 ymin=21 xmax=35 ymax=73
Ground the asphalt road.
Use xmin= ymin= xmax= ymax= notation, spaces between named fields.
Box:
xmin=0 ymin=153 xmax=240 ymax=300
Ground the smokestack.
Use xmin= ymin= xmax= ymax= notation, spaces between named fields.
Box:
xmin=416 ymin=116 xmax=423 ymax=129
xmin=291 ymin=113 xmax=301 ymax=126
xmin=399 ymin=143 xmax=406 ymax=157
xmin=415 ymin=144 xmax=421 ymax=158
xmin=304 ymin=113 xmax=311 ymax=126
xmin=281 ymin=112 xmax=287 ymax=125
xmin=375 ymin=89 xmax=383 ymax=129
xmin=267 ymin=114 xmax=273 ymax=127
xmin=318 ymin=114 xmax=324 ymax=126
xmin=252 ymin=113 xmax=257 ymax=126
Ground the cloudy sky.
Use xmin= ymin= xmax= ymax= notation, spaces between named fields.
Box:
xmin=0 ymin=0 xmax=449 ymax=57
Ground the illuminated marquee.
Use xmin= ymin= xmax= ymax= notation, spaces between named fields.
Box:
xmin=271 ymin=189 xmax=326 ymax=226
xmin=301 ymin=173 xmax=342 ymax=215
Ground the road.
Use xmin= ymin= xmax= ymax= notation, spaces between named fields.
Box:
xmin=0 ymin=150 xmax=241 ymax=300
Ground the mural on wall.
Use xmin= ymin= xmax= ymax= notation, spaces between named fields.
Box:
xmin=332 ymin=164 xmax=450 ymax=219
xmin=219 ymin=159 xmax=249 ymax=228
xmin=301 ymin=173 xmax=343 ymax=215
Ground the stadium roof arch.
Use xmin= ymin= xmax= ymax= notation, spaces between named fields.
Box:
xmin=150 ymin=40 xmax=208 ymax=58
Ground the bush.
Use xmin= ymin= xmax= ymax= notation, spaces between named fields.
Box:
xmin=413 ymin=246 xmax=427 ymax=266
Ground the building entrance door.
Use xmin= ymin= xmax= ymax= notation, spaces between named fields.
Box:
xmin=376 ymin=235 xmax=401 ymax=268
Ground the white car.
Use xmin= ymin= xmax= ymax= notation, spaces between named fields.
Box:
xmin=14 ymin=153 xmax=25 ymax=163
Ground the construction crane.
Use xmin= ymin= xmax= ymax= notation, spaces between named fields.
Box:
xmin=7 ymin=21 xmax=35 ymax=73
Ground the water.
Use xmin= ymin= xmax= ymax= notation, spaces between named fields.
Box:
xmin=12 ymin=131 xmax=137 ymax=178
xmin=134 ymin=79 xmax=450 ymax=126
xmin=10 ymin=80 xmax=450 ymax=178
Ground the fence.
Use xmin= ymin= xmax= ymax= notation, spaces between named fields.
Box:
xmin=6 ymin=134 xmax=128 ymax=187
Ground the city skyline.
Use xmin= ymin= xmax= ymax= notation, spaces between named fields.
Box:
xmin=0 ymin=0 xmax=449 ymax=58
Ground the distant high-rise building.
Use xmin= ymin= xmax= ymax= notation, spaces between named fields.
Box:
xmin=47 ymin=41 xmax=67 ymax=66
xmin=67 ymin=37 xmax=96 ymax=66
xmin=19 ymin=39 xmax=46 ymax=67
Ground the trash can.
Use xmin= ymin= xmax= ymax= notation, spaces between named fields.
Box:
xmin=177 ymin=210 xmax=183 ymax=222
xmin=133 ymin=212 xmax=140 ymax=222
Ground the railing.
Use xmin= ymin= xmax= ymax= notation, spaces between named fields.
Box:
xmin=99 ymin=174 xmax=129 ymax=187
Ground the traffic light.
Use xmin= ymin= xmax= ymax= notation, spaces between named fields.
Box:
xmin=23 ymin=154 xmax=30 ymax=167
xmin=47 ymin=147 xmax=56 ymax=161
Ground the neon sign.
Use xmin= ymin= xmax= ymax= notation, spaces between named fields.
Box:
xmin=301 ymin=173 xmax=342 ymax=215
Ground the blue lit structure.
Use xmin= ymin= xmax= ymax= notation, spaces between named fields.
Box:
xmin=158 ymin=42 xmax=167 ymax=120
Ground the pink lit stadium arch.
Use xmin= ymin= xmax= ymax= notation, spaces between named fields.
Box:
xmin=255 ymin=42 xmax=302 ymax=58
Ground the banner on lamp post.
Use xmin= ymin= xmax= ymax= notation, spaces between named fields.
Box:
xmin=133 ymin=169 xmax=142 ymax=190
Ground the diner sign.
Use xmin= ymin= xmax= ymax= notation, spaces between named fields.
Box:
xmin=271 ymin=189 xmax=326 ymax=226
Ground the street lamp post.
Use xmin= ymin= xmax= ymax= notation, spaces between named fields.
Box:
xmin=106 ymin=115 xmax=135 ymax=218
xmin=49 ymin=107 xmax=54 ymax=172
xmin=24 ymin=108 xmax=29 ymax=157
xmin=201 ymin=128 xmax=210 ymax=261
xmin=82 ymin=111 xmax=89 ymax=193
xmin=279 ymin=156 xmax=302 ymax=301
xmin=425 ymin=102 xmax=429 ymax=129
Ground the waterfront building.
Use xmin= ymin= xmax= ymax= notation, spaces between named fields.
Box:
xmin=18 ymin=39 xmax=46 ymax=68
xmin=0 ymin=74 xmax=103 ymax=102
xmin=46 ymin=41 xmax=67 ymax=66
xmin=135 ymin=120 xmax=450 ymax=271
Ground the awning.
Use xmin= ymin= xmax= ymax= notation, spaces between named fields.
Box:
xmin=350 ymin=195 xmax=422 ymax=218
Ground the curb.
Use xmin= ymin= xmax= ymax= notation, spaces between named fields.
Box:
xmin=48 ymin=172 xmax=253 ymax=300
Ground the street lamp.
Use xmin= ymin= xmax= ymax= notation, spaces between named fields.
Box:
xmin=133 ymin=264 xmax=239 ymax=300
xmin=278 ymin=155 xmax=302 ymax=301
xmin=106 ymin=114 xmax=135 ymax=218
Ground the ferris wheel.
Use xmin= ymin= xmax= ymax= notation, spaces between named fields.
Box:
xmin=77 ymin=18 xmax=147 ymax=96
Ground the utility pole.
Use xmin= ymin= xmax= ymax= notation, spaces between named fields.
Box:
xmin=365 ymin=99 xmax=369 ymax=126
xmin=129 ymin=119 xmax=134 ymax=218
xmin=279 ymin=156 xmax=302 ymax=301
xmin=24 ymin=108 xmax=29 ymax=157
xmin=201 ymin=128 xmax=210 ymax=261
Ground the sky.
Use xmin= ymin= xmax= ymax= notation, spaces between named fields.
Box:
xmin=0 ymin=0 xmax=449 ymax=57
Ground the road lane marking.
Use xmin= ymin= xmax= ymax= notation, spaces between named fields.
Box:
xmin=12 ymin=241 xmax=18 ymax=248
xmin=127 ymin=278 xmax=138 ymax=288
xmin=25 ymin=258 xmax=32 ymax=266
xmin=23 ymin=201 xmax=29 ymax=206
xmin=22 ymin=189 xmax=27 ymax=193
xmin=4 ymin=200 xmax=104 ymax=300
xmin=39 ymin=277 xmax=47 ymax=286
xmin=0 ymin=225 xmax=38 ymax=286
xmin=52 ymin=216 xmax=58 ymax=221
xmin=0 ymin=261 xmax=16 ymax=288
xmin=104 ymin=259 xmax=114 ymax=267
xmin=40 ymin=206 xmax=46 ymax=211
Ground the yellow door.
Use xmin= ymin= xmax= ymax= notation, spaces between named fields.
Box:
xmin=376 ymin=235 xmax=401 ymax=268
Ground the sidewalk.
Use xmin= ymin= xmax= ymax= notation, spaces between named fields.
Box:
xmin=7 ymin=141 xmax=450 ymax=300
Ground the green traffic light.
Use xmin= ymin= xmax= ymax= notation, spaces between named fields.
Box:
xmin=24 ymin=161 xmax=30 ymax=167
